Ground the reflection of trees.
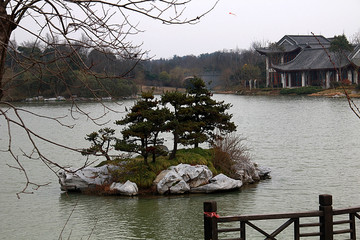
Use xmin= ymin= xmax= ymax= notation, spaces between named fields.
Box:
xmin=58 ymin=191 xmax=259 ymax=239
xmin=58 ymin=194 xmax=207 ymax=239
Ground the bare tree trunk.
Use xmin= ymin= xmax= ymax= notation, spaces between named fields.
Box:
xmin=0 ymin=7 xmax=15 ymax=100
xmin=169 ymin=131 xmax=178 ymax=160
xmin=0 ymin=43 xmax=7 ymax=99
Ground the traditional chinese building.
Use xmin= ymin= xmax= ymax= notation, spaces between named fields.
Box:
xmin=256 ymin=35 xmax=360 ymax=88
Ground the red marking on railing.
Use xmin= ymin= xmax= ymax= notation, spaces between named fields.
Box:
xmin=204 ymin=212 xmax=220 ymax=218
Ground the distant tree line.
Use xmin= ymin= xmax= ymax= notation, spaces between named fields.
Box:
xmin=135 ymin=44 xmax=266 ymax=90
xmin=3 ymin=39 xmax=266 ymax=101
xmin=4 ymin=40 xmax=138 ymax=100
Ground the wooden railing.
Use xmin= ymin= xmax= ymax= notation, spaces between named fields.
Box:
xmin=204 ymin=194 xmax=360 ymax=240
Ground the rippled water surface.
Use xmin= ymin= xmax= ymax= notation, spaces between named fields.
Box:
xmin=1 ymin=95 xmax=360 ymax=239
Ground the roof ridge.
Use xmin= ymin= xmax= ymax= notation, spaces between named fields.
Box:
xmin=285 ymin=34 xmax=325 ymax=37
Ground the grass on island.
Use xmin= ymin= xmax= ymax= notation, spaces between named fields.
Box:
xmin=97 ymin=148 xmax=219 ymax=190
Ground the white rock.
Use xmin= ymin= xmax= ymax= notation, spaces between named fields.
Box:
xmin=190 ymin=174 xmax=243 ymax=193
xmin=58 ymin=165 xmax=117 ymax=191
xmin=257 ymin=166 xmax=271 ymax=179
xmin=153 ymin=169 xmax=172 ymax=185
xmin=169 ymin=180 xmax=191 ymax=194
xmin=156 ymin=164 xmax=213 ymax=194
xmin=110 ymin=180 xmax=138 ymax=196
xmin=156 ymin=170 xmax=183 ymax=194
xmin=232 ymin=160 xmax=262 ymax=183
xmin=170 ymin=164 xmax=213 ymax=188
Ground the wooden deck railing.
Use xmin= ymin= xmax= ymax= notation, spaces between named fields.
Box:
xmin=204 ymin=194 xmax=360 ymax=240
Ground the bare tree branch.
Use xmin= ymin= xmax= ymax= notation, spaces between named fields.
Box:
xmin=0 ymin=0 xmax=219 ymax=196
xmin=312 ymin=32 xmax=360 ymax=119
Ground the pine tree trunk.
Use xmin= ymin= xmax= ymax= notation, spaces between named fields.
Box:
xmin=169 ymin=131 xmax=178 ymax=160
xmin=0 ymin=6 xmax=16 ymax=100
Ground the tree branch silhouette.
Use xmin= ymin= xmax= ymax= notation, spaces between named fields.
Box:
xmin=0 ymin=0 xmax=219 ymax=196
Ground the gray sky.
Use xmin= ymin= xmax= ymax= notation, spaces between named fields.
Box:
xmin=12 ymin=0 xmax=360 ymax=59
xmin=136 ymin=0 xmax=360 ymax=59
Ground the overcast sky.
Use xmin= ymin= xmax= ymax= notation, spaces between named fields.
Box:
xmin=12 ymin=0 xmax=360 ymax=60
xmin=135 ymin=0 xmax=360 ymax=59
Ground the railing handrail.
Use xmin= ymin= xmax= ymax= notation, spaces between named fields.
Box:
xmin=217 ymin=206 xmax=360 ymax=222
xmin=204 ymin=194 xmax=360 ymax=240
xmin=333 ymin=206 xmax=360 ymax=215
xmin=218 ymin=210 xmax=323 ymax=222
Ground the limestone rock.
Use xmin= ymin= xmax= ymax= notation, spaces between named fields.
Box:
xmin=110 ymin=180 xmax=138 ymax=196
xmin=153 ymin=169 xmax=172 ymax=186
xmin=58 ymin=165 xmax=117 ymax=191
xmin=257 ymin=166 xmax=271 ymax=179
xmin=190 ymin=174 xmax=243 ymax=193
xmin=169 ymin=163 xmax=213 ymax=188
xmin=156 ymin=170 xmax=184 ymax=194
xmin=169 ymin=180 xmax=191 ymax=194
xmin=156 ymin=164 xmax=213 ymax=194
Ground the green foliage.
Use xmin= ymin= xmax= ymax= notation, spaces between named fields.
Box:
xmin=329 ymin=35 xmax=353 ymax=73
xmin=110 ymin=159 xmax=158 ymax=189
xmin=330 ymin=34 xmax=353 ymax=53
xmin=115 ymin=91 xmax=172 ymax=163
xmin=82 ymin=128 xmax=116 ymax=161
xmin=159 ymin=71 xmax=171 ymax=86
xmin=108 ymin=148 xmax=218 ymax=189
xmin=137 ymin=48 xmax=266 ymax=89
xmin=161 ymin=90 xmax=189 ymax=159
xmin=280 ymin=86 xmax=322 ymax=95
xmin=114 ymin=77 xmax=236 ymax=163
xmin=235 ymin=64 xmax=261 ymax=82
xmin=87 ymin=77 xmax=236 ymax=184
xmin=4 ymin=43 xmax=138 ymax=100
xmin=181 ymin=77 xmax=236 ymax=148
xmin=176 ymin=148 xmax=214 ymax=172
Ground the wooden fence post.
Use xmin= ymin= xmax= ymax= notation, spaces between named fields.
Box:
xmin=350 ymin=213 xmax=356 ymax=240
xmin=204 ymin=201 xmax=218 ymax=240
xmin=319 ymin=194 xmax=333 ymax=240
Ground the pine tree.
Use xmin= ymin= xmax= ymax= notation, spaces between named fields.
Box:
xmin=161 ymin=90 xmax=189 ymax=159
xmin=115 ymin=91 xmax=171 ymax=163
xmin=181 ymin=77 xmax=236 ymax=148
xmin=82 ymin=128 xmax=116 ymax=161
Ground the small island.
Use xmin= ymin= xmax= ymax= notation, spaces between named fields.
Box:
xmin=59 ymin=77 xmax=270 ymax=196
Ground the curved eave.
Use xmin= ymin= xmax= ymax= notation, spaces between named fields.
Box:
xmin=256 ymin=46 xmax=301 ymax=55
xmin=271 ymin=48 xmax=354 ymax=72
xmin=272 ymin=62 xmax=353 ymax=72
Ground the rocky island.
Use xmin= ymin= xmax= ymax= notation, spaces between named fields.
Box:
xmin=58 ymin=161 xmax=271 ymax=196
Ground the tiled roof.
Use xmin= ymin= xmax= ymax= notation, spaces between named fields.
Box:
xmin=257 ymin=35 xmax=331 ymax=55
xmin=349 ymin=44 xmax=360 ymax=59
xmin=272 ymin=48 xmax=351 ymax=71
xmin=256 ymin=35 xmax=359 ymax=70
xmin=284 ymin=35 xmax=330 ymax=47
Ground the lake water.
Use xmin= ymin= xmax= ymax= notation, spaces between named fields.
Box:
xmin=1 ymin=94 xmax=360 ymax=239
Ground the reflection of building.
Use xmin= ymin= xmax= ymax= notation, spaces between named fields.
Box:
xmin=256 ymin=35 xmax=360 ymax=88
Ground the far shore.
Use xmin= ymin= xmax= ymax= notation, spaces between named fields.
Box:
xmin=6 ymin=85 xmax=360 ymax=103
xmin=142 ymin=85 xmax=360 ymax=98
